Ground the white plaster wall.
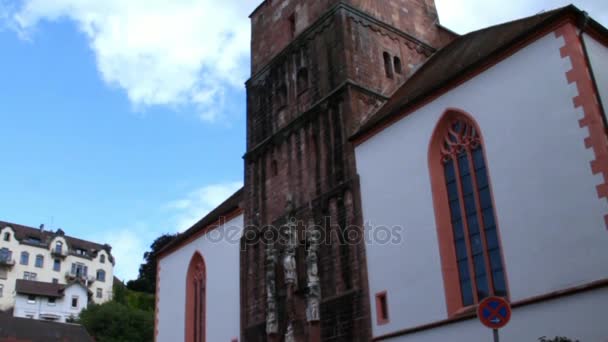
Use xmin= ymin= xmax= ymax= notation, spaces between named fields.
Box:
xmin=13 ymin=284 xmax=88 ymax=323
xmin=584 ymin=34 xmax=608 ymax=120
xmin=356 ymin=30 xmax=608 ymax=337
xmin=0 ymin=226 xmax=114 ymax=309
xmin=385 ymin=288 xmax=608 ymax=342
xmin=157 ymin=214 xmax=243 ymax=342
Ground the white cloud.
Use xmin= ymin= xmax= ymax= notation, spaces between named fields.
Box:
xmin=83 ymin=222 xmax=150 ymax=282
xmin=166 ymin=181 xmax=242 ymax=232
xmin=5 ymin=0 xmax=259 ymax=121
xmin=436 ymin=0 xmax=608 ymax=34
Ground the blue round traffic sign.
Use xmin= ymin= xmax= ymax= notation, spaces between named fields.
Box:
xmin=477 ymin=296 xmax=511 ymax=329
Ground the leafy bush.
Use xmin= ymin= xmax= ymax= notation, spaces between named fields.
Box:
xmin=79 ymin=301 xmax=153 ymax=342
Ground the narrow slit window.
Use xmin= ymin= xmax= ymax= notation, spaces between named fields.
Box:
xmin=394 ymin=56 xmax=402 ymax=74
xmin=375 ymin=291 xmax=389 ymax=325
xmin=383 ymin=52 xmax=393 ymax=78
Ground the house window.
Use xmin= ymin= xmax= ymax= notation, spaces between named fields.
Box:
xmin=0 ymin=284 xmax=3 ymax=298
xmin=35 ymin=255 xmax=44 ymax=268
xmin=55 ymin=241 xmax=63 ymax=254
xmin=393 ymin=56 xmax=402 ymax=74
xmin=100 ymin=254 xmax=105 ymax=263
xmin=429 ymin=110 xmax=508 ymax=316
xmin=375 ymin=291 xmax=389 ymax=325
xmin=383 ymin=52 xmax=393 ymax=78
xmin=3 ymin=232 xmax=9 ymax=241
xmin=71 ymin=296 xmax=79 ymax=308
xmin=24 ymin=272 xmax=37 ymax=281
xmin=27 ymin=295 xmax=36 ymax=304
xmin=71 ymin=263 xmax=87 ymax=278
xmin=52 ymin=278 xmax=58 ymax=284
xmin=0 ymin=248 xmax=12 ymax=263
xmin=20 ymin=252 xmax=29 ymax=265
xmin=186 ymin=252 xmax=206 ymax=342
xmin=96 ymin=288 xmax=102 ymax=299
xmin=48 ymin=297 xmax=56 ymax=306
xmin=53 ymin=259 xmax=61 ymax=272
xmin=96 ymin=270 xmax=106 ymax=282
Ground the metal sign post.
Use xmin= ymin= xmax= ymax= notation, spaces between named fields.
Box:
xmin=477 ymin=296 xmax=511 ymax=342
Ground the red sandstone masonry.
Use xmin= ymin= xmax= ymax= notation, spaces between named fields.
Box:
xmin=556 ymin=23 xmax=608 ymax=228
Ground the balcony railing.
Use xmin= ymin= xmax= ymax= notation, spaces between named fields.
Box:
xmin=51 ymin=249 xmax=68 ymax=258
xmin=0 ymin=257 xmax=15 ymax=267
xmin=65 ymin=272 xmax=96 ymax=285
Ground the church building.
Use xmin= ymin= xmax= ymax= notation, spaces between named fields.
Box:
xmin=155 ymin=1 xmax=608 ymax=341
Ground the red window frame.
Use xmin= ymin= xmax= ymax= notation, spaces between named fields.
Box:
xmin=186 ymin=252 xmax=206 ymax=342
xmin=429 ymin=109 xmax=509 ymax=316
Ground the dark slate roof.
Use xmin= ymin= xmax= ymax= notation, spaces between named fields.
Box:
xmin=0 ymin=219 xmax=114 ymax=263
xmin=352 ymin=5 xmax=607 ymax=141
xmin=15 ymin=279 xmax=65 ymax=298
xmin=15 ymin=279 xmax=89 ymax=298
xmin=156 ymin=188 xmax=243 ymax=258
xmin=0 ymin=311 xmax=94 ymax=342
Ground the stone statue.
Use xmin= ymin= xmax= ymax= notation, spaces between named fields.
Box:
xmin=283 ymin=217 xmax=298 ymax=285
xmin=285 ymin=322 xmax=295 ymax=342
xmin=265 ymin=242 xmax=278 ymax=334
xmin=306 ymin=219 xmax=321 ymax=322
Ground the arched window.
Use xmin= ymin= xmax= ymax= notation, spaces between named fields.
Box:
xmin=35 ymin=255 xmax=44 ymax=268
xmin=383 ymin=52 xmax=393 ymax=78
xmin=55 ymin=241 xmax=63 ymax=254
xmin=96 ymin=269 xmax=106 ymax=282
xmin=185 ymin=252 xmax=206 ymax=342
xmin=20 ymin=252 xmax=29 ymax=265
xmin=429 ymin=109 xmax=508 ymax=316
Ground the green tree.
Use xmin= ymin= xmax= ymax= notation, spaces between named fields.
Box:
xmin=127 ymin=233 xmax=177 ymax=293
xmin=79 ymin=301 xmax=153 ymax=342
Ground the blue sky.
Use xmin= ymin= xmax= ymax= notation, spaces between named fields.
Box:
xmin=0 ymin=0 xmax=606 ymax=281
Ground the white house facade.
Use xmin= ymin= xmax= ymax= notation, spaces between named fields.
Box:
xmin=0 ymin=220 xmax=115 ymax=313
xmin=12 ymin=279 xmax=89 ymax=323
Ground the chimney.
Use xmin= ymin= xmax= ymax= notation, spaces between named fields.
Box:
xmin=39 ymin=224 xmax=45 ymax=232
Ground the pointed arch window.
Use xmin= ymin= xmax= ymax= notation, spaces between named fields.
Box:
xmin=186 ymin=252 xmax=206 ymax=342
xmin=429 ymin=110 xmax=508 ymax=316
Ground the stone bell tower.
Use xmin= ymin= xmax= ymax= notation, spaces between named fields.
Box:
xmin=241 ymin=0 xmax=454 ymax=341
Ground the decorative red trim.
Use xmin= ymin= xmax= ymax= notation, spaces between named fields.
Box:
xmin=556 ymin=23 xmax=608 ymax=229
xmin=372 ymin=278 xmax=608 ymax=341
xmin=157 ymin=208 xmax=243 ymax=260
xmin=428 ymin=109 xmax=510 ymax=317
xmin=375 ymin=291 xmax=390 ymax=325
xmin=154 ymin=262 xmax=160 ymax=342
xmin=186 ymin=252 xmax=206 ymax=342
xmin=353 ymin=17 xmax=574 ymax=147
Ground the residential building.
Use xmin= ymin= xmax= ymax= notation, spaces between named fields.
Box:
xmin=0 ymin=220 xmax=114 ymax=314
xmin=12 ymin=279 xmax=89 ymax=323
xmin=155 ymin=1 xmax=608 ymax=341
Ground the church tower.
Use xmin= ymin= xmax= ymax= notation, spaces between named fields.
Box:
xmin=241 ymin=0 xmax=455 ymax=341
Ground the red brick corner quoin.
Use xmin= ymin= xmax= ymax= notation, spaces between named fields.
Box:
xmin=556 ymin=23 xmax=608 ymax=229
